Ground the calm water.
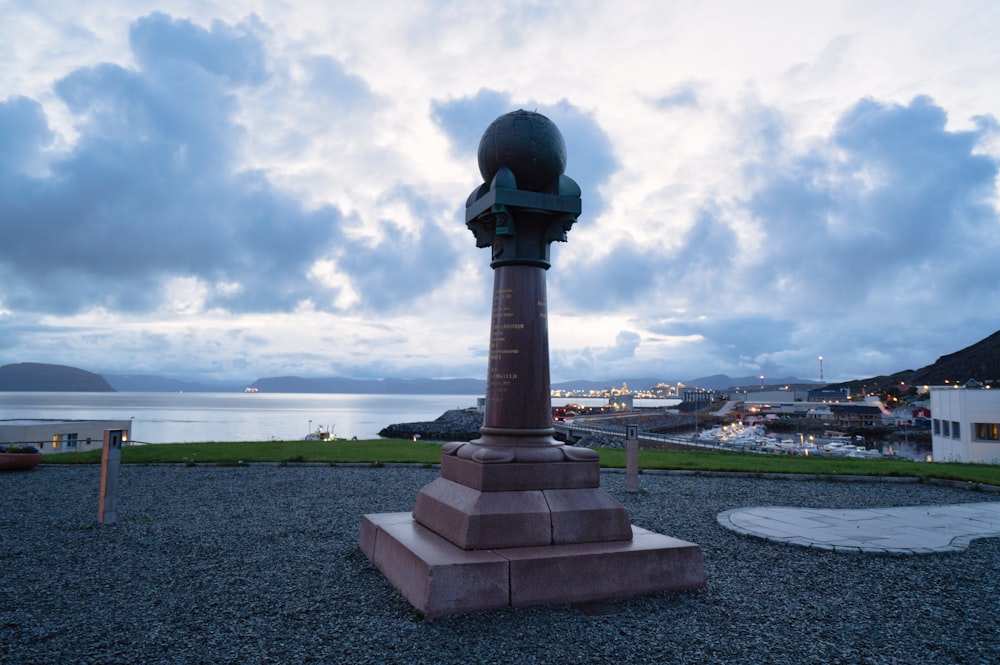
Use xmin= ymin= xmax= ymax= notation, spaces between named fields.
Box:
xmin=0 ymin=392 xmax=483 ymax=443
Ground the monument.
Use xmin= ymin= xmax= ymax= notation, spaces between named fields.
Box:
xmin=359 ymin=110 xmax=705 ymax=619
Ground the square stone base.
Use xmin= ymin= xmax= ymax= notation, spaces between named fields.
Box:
xmin=440 ymin=454 xmax=600 ymax=491
xmin=412 ymin=477 xmax=633 ymax=549
xmin=359 ymin=512 xmax=706 ymax=620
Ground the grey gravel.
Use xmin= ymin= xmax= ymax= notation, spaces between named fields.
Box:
xmin=3 ymin=464 xmax=999 ymax=664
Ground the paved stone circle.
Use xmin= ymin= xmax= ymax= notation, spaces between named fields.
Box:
xmin=717 ymin=502 xmax=1000 ymax=554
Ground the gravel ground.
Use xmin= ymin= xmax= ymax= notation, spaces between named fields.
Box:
xmin=2 ymin=464 xmax=998 ymax=664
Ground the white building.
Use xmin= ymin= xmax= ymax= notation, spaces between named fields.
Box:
xmin=742 ymin=389 xmax=809 ymax=404
xmin=608 ymin=393 xmax=634 ymax=410
xmin=0 ymin=419 xmax=132 ymax=454
xmin=930 ymin=386 xmax=1000 ymax=463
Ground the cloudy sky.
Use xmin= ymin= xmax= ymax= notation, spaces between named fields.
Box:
xmin=1 ymin=1 xmax=998 ymax=385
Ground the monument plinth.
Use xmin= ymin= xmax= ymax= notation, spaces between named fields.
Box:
xmin=360 ymin=110 xmax=705 ymax=618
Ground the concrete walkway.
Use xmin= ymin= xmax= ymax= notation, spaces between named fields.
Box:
xmin=717 ymin=502 xmax=1000 ymax=554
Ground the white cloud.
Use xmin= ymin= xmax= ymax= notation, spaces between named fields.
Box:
xmin=1 ymin=1 xmax=999 ymax=385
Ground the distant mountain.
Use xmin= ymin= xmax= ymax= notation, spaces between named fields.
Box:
xmin=19 ymin=329 xmax=998 ymax=398
xmin=102 ymin=374 xmax=246 ymax=393
xmin=683 ymin=374 xmax=820 ymax=391
xmin=551 ymin=378 xmax=662 ymax=392
xmin=553 ymin=375 xmax=817 ymax=392
xmin=826 ymin=329 xmax=1000 ymax=393
xmin=0 ymin=362 xmax=114 ymax=392
xmin=250 ymin=376 xmax=489 ymax=394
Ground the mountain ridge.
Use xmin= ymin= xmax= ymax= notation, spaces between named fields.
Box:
xmin=3 ymin=329 xmax=999 ymax=393
xmin=0 ymin=362 xmax=114 ymax=392
xmin=825 ymin=330 xmax=1000 ymax=393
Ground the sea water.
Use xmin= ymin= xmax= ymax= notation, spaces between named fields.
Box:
xmin=0 ymin=392 xmax=682 ymax=444
xmin=0 ymin=392 xmax=482 ymax=443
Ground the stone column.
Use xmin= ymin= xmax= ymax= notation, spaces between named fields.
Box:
xmin=411 ymin=111 xmax=628 ymax=548
xmin=359 ymin=111 xmax=705 ymax=619
xmin=448 ymin=111 xmax=598 ymax=463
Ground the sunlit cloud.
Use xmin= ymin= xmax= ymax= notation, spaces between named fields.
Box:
xmin=1 ymin=1 xmax=998 ymax=384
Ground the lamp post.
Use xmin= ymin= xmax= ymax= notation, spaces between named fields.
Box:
xmin=694 ymin=394 xmax=699 ymax=435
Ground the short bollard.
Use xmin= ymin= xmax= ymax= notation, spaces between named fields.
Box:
xmin=625 ymin=425 xmax=639 ymax=493
xmin=98 ymin=429 xmax=124 ymax=524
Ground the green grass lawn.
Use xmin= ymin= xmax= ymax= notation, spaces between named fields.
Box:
xmin=596 ymin=448 xmax=1000 ymax=486
xmin=41 ymin=439 xmax=1000 ymax=487
xmin=43 ymin=440 xmax=445 ymax=466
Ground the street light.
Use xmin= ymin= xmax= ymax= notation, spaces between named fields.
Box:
xmin=694 ymin=393 xmax=699 ymax=435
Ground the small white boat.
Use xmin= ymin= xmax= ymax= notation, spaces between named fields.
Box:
xmin=305 ymin=425 xmax=336 ymax=441
xmin=846 ymin=446 xmax=881 ymax=458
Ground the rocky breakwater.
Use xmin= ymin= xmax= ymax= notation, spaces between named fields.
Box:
xmin=378 ymin=408 xmax=484 ymax=442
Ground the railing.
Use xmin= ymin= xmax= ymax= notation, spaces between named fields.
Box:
xmin=554 ymin=420 xmax=732 ymax=452
xmin=1 ymin=439 xmax=150 ymax=451
xmin=554 ymin=419 xmax=821 ymax=456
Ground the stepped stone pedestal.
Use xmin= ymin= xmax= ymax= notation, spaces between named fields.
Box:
xmin=358 ymin=110 xmax=705 ymax=619
xmin=360 ymin=513 xmax=705 ymax=619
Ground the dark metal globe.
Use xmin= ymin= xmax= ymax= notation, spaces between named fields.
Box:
xmin=477 ymin=110 xmax=567 ymax=192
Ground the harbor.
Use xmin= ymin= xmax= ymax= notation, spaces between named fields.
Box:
xmin=552 ymin=411 xmax=929 ymax=460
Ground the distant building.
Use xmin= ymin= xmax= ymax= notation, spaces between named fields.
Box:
xmin=805 ymin=405 xmax=834 ymax=421
xmin=738 ymin=398 xmax=887 ymax=425
xmin=889 ymin=406 xmax=914 ymax=426
xmin=829 ymin=405 xmax=884 ymax=428
xmin=0 ymin=419 xmax=132 ymax=454
xmin=807 ymin=388 xmax=849 ymax=403
xmin=608 ymin=393 xmax=634 ymax=410
xmin=744 ymin=389 xmax=807 ymax=404
xmin=681 ymin=389 xmax=714 ymax=406
xmin=930 ymin=386 xmax=1000 ymax=463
